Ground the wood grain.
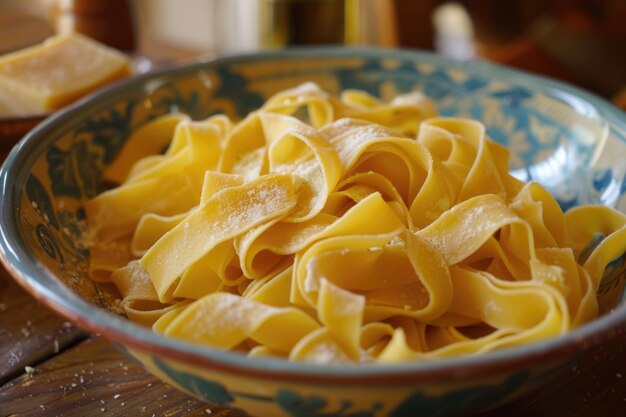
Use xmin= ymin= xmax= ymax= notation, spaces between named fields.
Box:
xmin=479 ymin=332 xmax=626 ymax=417
xmin=0 ymin=337 xmax=239 ymax=417
xmin=0 ymin=272 xmax=86 ymax=386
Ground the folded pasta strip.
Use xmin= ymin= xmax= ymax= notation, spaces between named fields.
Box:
xmin=86 ymin=83 xmax=626 ymax=364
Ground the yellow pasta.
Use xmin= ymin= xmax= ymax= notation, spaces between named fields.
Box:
xmin=86 ymin=83 xmax=626 ymax=363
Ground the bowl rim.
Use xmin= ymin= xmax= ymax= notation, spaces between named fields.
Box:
xmin=1 ymin=46 xmax=625 ymax=384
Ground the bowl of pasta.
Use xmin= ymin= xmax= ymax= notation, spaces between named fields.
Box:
xmin=1 ymin=48 xmax=625 ymax=417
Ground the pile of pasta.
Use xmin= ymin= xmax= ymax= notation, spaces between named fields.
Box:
xmin=86 ymin=82 xmax=626 ymax=363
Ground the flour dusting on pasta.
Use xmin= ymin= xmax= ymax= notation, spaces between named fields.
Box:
xmin=86 ymin=83 xmax=626 ymax=363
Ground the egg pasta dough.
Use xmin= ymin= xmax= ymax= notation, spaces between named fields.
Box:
xmin=86 ymin=83 xmax=626 ymax=363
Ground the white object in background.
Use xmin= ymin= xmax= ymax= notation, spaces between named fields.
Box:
xmin=432 ymin=2 xmax=475 ymax=61
xmin=214 ymin=0 xmax=260 ymax=54
xmin=136 ymin=0 xmax=216 ymax=52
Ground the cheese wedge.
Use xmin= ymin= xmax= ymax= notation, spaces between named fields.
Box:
xmin=0 ymin=33 xmax=131 ymax=115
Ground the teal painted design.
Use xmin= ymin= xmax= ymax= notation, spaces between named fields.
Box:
xmin=25 ymin=174 xmax=89 ymax=262
xmin=335 ymin=59 xmax=389 ymax=94
xmin=47 ymin=140 xmax=103 ymax=199
xmin=152 ymin=84 xmax=203 ymax=119
xmin=153 ymin=353 xmax=532 ymax=417
xmin=46 ymin=145 xmax=82 ymax=199
xmin=577 ymin=233 xmax=626 ymax=298
xmin=46 ymin=100 xmax=136 ymax=199
xmin=27 ymin=79 xmax=213 ymax=275
xmin=153 ymin=357 xmax=236 ymax=406
xmin=153 ymin=357 xmax=382 ymax=417
xmin=389 ymin=372 xmax=529 ymax=417
xmin=35 ymin=223 xmax=64 ymax=263
xmin=79 ymin=100 xmax=136 ymax=165
xmin=598 ymin=252 xmax=626 ymax=298
xmin=41 ymin=78 xmax=211 ymax=206
xmin=214 ymin=66 xmax=265 ymax=117
xmin=275 ymin=390 xmax=382 ymax=417
xmin=578 ymin=233 xmax=606 ymax=264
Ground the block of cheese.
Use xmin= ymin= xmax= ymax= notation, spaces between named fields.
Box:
xmin=0 ymin=33 xmax=131 ymax=116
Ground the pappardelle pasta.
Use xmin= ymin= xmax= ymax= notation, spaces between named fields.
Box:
xmin=86 ymin=83 xmax=626 ymax=363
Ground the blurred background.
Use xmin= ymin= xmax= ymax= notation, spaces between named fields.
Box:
xmin=1 ymin=0 xmax=625 ymax=105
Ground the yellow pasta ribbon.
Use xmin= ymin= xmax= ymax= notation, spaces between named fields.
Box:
xmin=140 ymin=174 xmax=297 ymax=302
xmin=155 ymin=292 xmax=320 ymax=352
xmin=85 ymin=83 xmax=625 ymax=364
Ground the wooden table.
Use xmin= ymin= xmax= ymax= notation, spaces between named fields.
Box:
xmin=1 ymin=268 xmax=626 ymax=417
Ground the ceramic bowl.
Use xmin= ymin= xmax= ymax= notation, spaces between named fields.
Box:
xmin=1 ymin=48 xmax=625 ymax=417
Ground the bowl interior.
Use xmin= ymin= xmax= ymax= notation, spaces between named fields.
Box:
xmin=2 ymin=48 xmax=626 ymax=373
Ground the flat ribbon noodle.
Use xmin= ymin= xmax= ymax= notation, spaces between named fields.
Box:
xmin=140 ymin=174 xmax=297 ymax=302
xmin=85 ymin=83 xmax=625 ymax=364
xmin=154 ymin=292 xmax=319 ymax=353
